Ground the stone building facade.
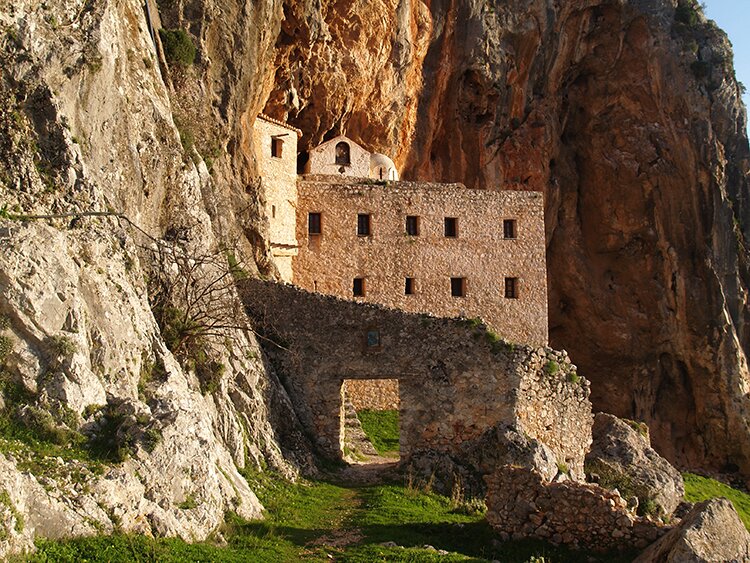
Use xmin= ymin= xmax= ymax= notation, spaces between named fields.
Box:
xmin=252 ymin=115 xmax=301 ymax=281
xmin=306 ymin=135 xmax=372 ymax=178
xmin=293 ymin=176 xmax=548 ymax=346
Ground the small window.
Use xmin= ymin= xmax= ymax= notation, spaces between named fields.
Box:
xmin=335 ymin=141 xmax=351 ymax=165
xmin=405 ymin=277 xmax=415 ymax=295
xmin=444 ymin=217 xmax=458 ymax=237
xmin=353 ymin=278 xmax=365 ymax=297
xmin=505 ymin=277 xmax=518 ymax=299
xmin=451 ymin=277 xmax=466 ymax=297
xmin=271 ymin=205 xmax=276 ymax=219
xmin=271 ymin=137 xmax=283 ymax=158
xmin=357 ymin=214 xmax=371 ymax=236
xmin=308 ymin=212 xmax=322 ymax=235
xmin=406 ymin=216 xmax=419 ymax=236
xmin=366 ymin=329 xmax=381 ymax=348
xmin=503 ymin=219 xmax=517 ymax=239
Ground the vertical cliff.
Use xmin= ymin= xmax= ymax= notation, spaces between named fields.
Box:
xmin=265 ymin=0 xmax=750 ymax=478
xmin=0 ymin=0 xmax=316 ymax=555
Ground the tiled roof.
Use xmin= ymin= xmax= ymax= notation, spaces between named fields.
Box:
xmin=256 ymin=113 xmax=303 ymax=137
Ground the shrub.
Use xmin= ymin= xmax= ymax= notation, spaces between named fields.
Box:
xmin=567 ymin=371 xmax=580 ymax=384
xmin=159 ymin=28 xmax=196 ymax=67
xmin=544 ymin=360 xmax=560 ymax=375
xmin=675 ymin=1 xmax=699 ymax=26
xmin=0 ymin=335 xmax=12 ymax=363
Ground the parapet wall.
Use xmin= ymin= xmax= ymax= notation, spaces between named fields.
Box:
xmin=241 ymin=280 xmax=589 ymax=482
xmin=293 ymin=179 xmax=548 ymax=346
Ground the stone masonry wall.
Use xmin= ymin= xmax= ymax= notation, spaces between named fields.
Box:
xmin=292 ymin=178 xmax=548 ymax=346
xmin=307 ymin=136 xmax=371 ymax=178
xmin=253 ymin=115 xmax=299 ymax=281
xmin=241 ymin=280 xmax=586 ymax=476
xmin=516 ymin=349 xmax=592 ymax=480
xmin=344 ymin=379 xmax=400 ymax=411
xmin=486 ymin=466 xmax=667 ymax=552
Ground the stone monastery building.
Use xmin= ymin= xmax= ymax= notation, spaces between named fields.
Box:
xmin=253 ymin=114 xmax=549 ymax=346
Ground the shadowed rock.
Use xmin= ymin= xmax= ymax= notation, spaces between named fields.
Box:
xmin=635 ymin=498 xmax=750 ymax=562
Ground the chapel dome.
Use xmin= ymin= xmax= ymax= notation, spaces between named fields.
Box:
xmin=369 ymin=153 xmax=399 ymax=181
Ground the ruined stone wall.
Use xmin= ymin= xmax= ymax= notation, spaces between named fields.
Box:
xmin=253 ymin=116 xmax=299 ymax=281
xmin=516 ymin=349 xmax=592 ymax=480
xmin=307 ymin=136 xmax=371 ymax=178
xmin=485 ymin=467 xmax=667 ymax=552
xmin=241 ymin=280 xmax=585 ymax=475
xmin=344 ymin=379 xmax=400 ymax=411
xmin=293 ymin=179 xmax=548 ymax=346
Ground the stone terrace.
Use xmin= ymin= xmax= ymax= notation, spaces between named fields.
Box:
xmin=240 ymin=279 xmax=591 ymax=479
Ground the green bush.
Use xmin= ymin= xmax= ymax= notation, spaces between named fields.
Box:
xmin=544 ymin=360 xmax=560 ymax=376
xmin=675 ymin=1 xmax=699 ymax=26
xmin=159 ymin=28 xmax=196 ymax=67
xmin=0 ymin=335 xmax=12 ymax=363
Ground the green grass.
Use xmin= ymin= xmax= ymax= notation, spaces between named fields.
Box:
xmin=357 ymin=409 xmax=399 ymax=455
xmin=683 ymin=473 xmax=750 ymax=530
xmin=26 ymin=471 xmax=634 ymax=562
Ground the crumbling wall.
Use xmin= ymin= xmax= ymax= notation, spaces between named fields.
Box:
xmin=241 ymin=279 xmax=588 ymax=483
xmin=485 ymin=466 xmax=667 ymax=552
xmin=516 ymin=348 xmax=592 ymax=480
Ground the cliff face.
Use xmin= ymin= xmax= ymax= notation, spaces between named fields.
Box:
xmin=0 ymin=0 xmax=313 ymax=555
xmin=264 ymin=0 xmax=750 ymax=477
xmin=2 ymin=0 xmax=750 ymax=554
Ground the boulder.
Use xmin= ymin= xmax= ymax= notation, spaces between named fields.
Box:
xmin=634 ymin=498 xmax=750 ymax=562
xmin=407 ymin=423 xmax=558 ymax=496
xmin=586 ymin=413 xmax=684 ymax=517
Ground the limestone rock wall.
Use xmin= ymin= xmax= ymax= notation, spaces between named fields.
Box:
xmin=0 ymin=0 xmax=309 ymax=555
xmin=265 ymin=0 xmax=750 ymax=479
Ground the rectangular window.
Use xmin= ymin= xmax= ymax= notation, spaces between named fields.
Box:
xmin=308 ymin=212 xmax=322 ymax=235
xmin=357 ymin=213 xmax=371 ymax=236
xmin=366 ymin=329 xmax=380 ymax=348
xmin=271 ymin=205 xmax=276 ymax=219
xmin=405 ymin=277 xmax=415 ymax=295
xmin=353 ymin=278 xmax=365 ymax=297
xmin=406 ymin=216 xmax=419 ymax=236
xmin=271 ymin=138 xmax=283 ymax=158
xmin=503 ymin=219 xmax=517 ymax=239
xmin=450 ymin=277 xmax=466 ymax=297
xmin=444 ymin=217 xmax=458 ymax=237
xmin=505 ymin=277 xmax=518 ymax=299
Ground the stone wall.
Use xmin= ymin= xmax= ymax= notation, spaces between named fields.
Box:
xmin=516 ymin=349 xmax=591 ymax=480
xmin=241 ymin=280 xmax=587 ymax=480
xmin=253 ymin=115 xmax=300 ymax=281
xmin=307 ymin=135 xmax=371 ymax=178
xmin=292 ymin=178 xmax=548 ymax=346
xmin=485 ymin=466 xmax=667 ymax=552
xmin=344 ymin=379 xmax=400 ymax=411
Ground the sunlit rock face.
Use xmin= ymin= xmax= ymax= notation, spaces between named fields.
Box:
xmin=265 ymin=0 xmax=750 ymax=479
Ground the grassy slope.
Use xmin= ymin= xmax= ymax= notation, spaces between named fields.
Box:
xmin=683 ymin=473 xmax=750 ymax=530
xmin=24 ymin=470 xmax=635 ymax=563
xmin=356 ymin=409 xmax=399 ymax=455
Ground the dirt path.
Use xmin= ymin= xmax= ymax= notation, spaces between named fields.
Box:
xmin=333 ymin=455 xmax=401 ymax=487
